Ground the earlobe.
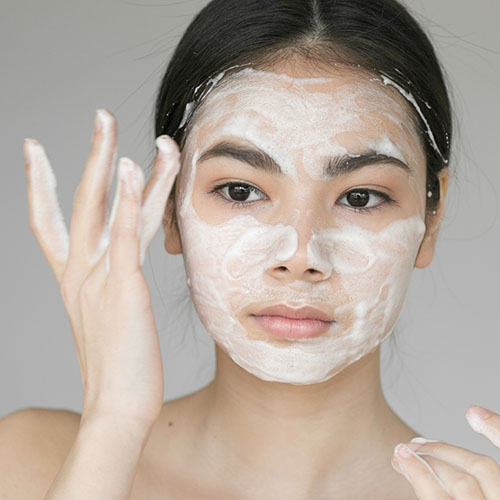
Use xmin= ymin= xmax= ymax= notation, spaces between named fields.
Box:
xmin=415 ymin=168 xmax=449 ymax=269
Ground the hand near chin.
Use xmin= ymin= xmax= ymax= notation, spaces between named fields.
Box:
xmin=23 ymin=110 xmax=180 ymax=431
xmin=391 ymin=406 xmax=500 ymax=499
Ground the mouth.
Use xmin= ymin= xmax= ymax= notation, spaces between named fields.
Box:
xmin=250 ymin=305 xmax=334 ymax=340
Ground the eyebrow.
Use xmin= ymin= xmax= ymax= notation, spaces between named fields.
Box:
xmin=198 ymin=141 xmax=411 ymax=177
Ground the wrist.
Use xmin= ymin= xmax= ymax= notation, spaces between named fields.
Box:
xmin=79 ymin=411 xmax=154 ymax=448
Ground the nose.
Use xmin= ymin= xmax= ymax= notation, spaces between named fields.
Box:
xmin=268 ymin=259 xmax=330 ymax=284
xmin=267 ymin=220 xmax=332 ymax=284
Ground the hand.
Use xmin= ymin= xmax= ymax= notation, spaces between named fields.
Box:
xmin=391 ymin=406 xmax=500 ymax=499
xmin=23 ymin=109 xmax=180 ymax=430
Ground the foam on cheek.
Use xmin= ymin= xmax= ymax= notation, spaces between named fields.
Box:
xmin=178 ymin=149 xmax=426 ymax=385
xmin=307 ymin=218 xmax=425 ymax=352
xmin=179 ymin=149 xmax=300 ymax=343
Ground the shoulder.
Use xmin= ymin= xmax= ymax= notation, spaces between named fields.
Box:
xmin=0 ymin=407 xmax=81 ymax=498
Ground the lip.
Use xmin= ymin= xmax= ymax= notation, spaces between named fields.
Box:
xmin=251 ymin=305 xmax=334 ymax=339
xmin=254 ymin=305 xmax=334 ymax=322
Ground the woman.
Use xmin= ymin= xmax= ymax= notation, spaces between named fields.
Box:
xmin=3 ymin=0 xmax=500 ymax=498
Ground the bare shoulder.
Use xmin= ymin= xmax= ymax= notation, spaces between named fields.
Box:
xmin=0 ymin=407 xmax=81 ymax=499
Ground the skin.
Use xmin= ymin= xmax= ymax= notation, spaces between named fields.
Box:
xmin=158 ymin=58 xmax=450 ymax=497
xmin=19 ymin=55 xmax=500 ymax=499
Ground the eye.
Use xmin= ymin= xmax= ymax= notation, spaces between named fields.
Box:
xmin=338 ymin=189 xmax=393 ymax=211
xmin=211 ymin=182 xmax=266 ymax=205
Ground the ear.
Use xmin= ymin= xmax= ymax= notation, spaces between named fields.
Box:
xmin=415 ymin=168 xmax=450 ymax=269
xmin=163 ymin=197 xmax=182 ymax=255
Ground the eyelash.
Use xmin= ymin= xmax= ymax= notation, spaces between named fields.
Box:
xmin=209 ymin=182 xmax=267 ymax=209
xmin=209 ymin=182 xmax=396 ymax=212
xmin=338 ymin=190 xmax=396 ymax=213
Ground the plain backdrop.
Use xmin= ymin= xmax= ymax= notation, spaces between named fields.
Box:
xmin=2 ymin=0 xmax=499 ymax=461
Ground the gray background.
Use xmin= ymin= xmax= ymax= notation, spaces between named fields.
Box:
xmin=2 ymin=0 xmax=499 ymax=460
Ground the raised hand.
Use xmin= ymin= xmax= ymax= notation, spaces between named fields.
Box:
xmin=392 ymin=405 xmax=500 ymax=499
xmin=23 ymin=109 xmax=180 ymax=431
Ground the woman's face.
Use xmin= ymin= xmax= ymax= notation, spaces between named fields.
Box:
xmin=170 ymin=64 xmax=431 ymax=385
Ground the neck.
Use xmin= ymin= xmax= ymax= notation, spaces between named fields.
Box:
xmin=184 ymin=345 xmax=414 ymax=497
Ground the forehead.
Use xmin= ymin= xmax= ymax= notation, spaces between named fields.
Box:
xmin=184 ymin=68 xmax=425 ymax=174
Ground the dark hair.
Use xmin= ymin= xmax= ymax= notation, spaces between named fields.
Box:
xmin=154 ymin=0 xmax=452 ymax=214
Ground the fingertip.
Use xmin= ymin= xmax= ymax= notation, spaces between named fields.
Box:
xmin=156 ymin=135 xmax=180 ymax=161
xmin=391 ymin=456 xmax=404 ymax=475
xmin=23 ymin=139 xmax=52 ymax=179
xmin=118 ymin=157 xmax=145 ymax=194
xmin=465 ymin=406 xmax=489 ymax=436
xmin=118 ymin=156 xmax=135 ymax=171
xmin=95 ymin=108 xmax=115 ymax=130
xmin=467 ymin=405 xmax=494 ymax=421
xmin=23 ymin=138 xmax=40 ymax=158
xmin=466 ymin=405 xmax=476 ymax=417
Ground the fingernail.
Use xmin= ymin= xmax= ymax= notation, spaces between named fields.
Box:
xmin=472 ymin=406 xmax=494 ymax=420
xmin=407 ymin=441 xmax=423 ymax=451
xmin=391 ymin=457 xmax=403 ymax=474
xmin=395 ymin=443 xmax=414 ymax=460
xmin=407 ymin=436 xmax=440 ymax=451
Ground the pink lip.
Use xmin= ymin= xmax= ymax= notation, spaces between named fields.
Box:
xmin=251 ymin=305 xmax=334 ymax=339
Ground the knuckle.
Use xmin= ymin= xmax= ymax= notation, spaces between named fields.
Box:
xmin=113 ymin=213 xmax=138 ymax=235
xmin=453 ymin=473 xmax=479 ymax=494
xmin=469 ymin=454 xmax=500 ymax=477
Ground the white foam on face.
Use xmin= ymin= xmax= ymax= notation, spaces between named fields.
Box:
xmin=187 ymin=69 xmax=424 ymax=186
xmin=180 ymin=187 xmax=424 ymax=384
xmin=361 ymin=136 xmax=408 ymax=165
xmin=380 ymin=74 xmax=448 ymax=165
xmin=179 ymin=64 xmax=254 ymax=132
xmin=176 ymin=69 xmax=428 ymax=385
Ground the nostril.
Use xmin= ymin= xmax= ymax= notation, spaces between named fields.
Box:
xmin=306 ymin=268 xmax=320 ymax=275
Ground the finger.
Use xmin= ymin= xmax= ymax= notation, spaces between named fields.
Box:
xmin=108 ymin=158 xmax=144 ymax=278
xmin=67 ymin=109 xmax=117 ymax=271
xmin=23 ymin=139 xmax=69 ymax=282
xmin=420 ymin=453 xmax=488 ymax=499
xmin=139 ymin=135 xmax=180 ymax=265
xmin=466 ymin=406 xmax=500 ymax=448
xmin=407 ymin=437 xmax=500 ymax=499
xmin=392 ymin=444 xmax=450 ymax=499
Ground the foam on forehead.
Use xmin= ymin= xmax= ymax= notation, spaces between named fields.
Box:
xmin=183 ymin=68 xmax=423 ymax=181
xmin=191 ymin=67 xmax=411 ymax=129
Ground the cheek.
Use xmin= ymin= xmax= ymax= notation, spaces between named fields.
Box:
xmin=308 ymin=216 xmax=426 ymax=333
xmin=179 ymin=211 xmax=299 ymax=310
